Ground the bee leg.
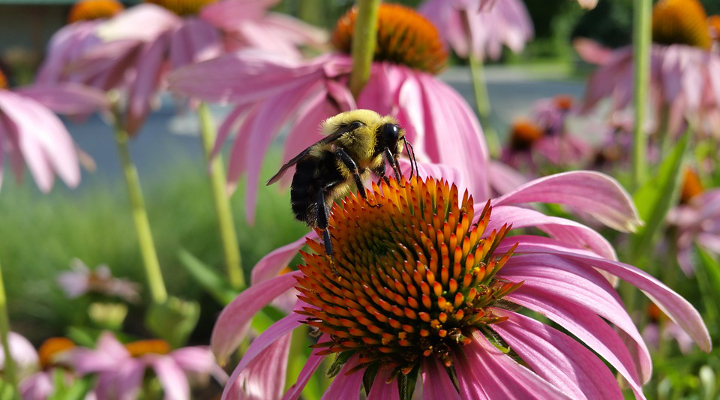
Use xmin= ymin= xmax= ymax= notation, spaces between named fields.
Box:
xmin=315 ymin=188 xmax=337 ymax=276
xmin=372 ymin=163 xmax=391 ymax=187
xmin=384 ymin=148 xmax=403 ymax=187
xmin=335 ymin=148 xmax=381 ymax=208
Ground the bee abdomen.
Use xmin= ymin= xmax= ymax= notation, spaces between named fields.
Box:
xmin=290 ymin=159 xmax=321 ymax=226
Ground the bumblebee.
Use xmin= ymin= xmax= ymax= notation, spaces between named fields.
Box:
xmin=267 ymin=109 xmax=417 ymax=257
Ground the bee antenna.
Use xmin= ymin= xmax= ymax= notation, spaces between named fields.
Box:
xmin=403 ymin=137 xmax=418 ymax=181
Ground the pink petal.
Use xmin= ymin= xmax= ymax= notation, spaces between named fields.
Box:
xmin=222 ymin=313 xmax=303 ymax=400
xmin=168 ymin=50 xmax=326 ymax=104
xmin=492 ymin=310 xmax=623 ymax=400
xmin=211 ymin=271 xmax=302 ymax=363
xmin=15 ymin=83 xmax=108 ymax=115
xmin=493 ymin=171 xmax=642 ymax=232
xmin=281 ymin=335 xmax=328 ymax=400
xmin=150 ymin=356 xmax=190 ymax=400
xmin=36 ymin=21 xmax=101 ymax=85
xmin=367 ymin=368 xmax=399 ymax=400
xmin=168 ymin=18 xmax=222 ymax=70
xmin=488 ymin=205 xmax=616 ymax=260
xmin=170 ymin=346 xmax=225 ymax=381
xmin=125 ymin=33 xmax=170 ymax=135
xmin=199 ymin=0 xmax=270 ymax=31
xmin=114 ymin=361 xmax=147 ymax=400
xmin=422 ymin=357 xmax=461 ymax=400
xmin=242 ymin=81 xmax=321 ymax=222
xmin=320 ymin=356 xmax=363 ymax=400
xmin=500 ymin=254 xmax=651 ymax=383
xmin=573 ymin=38 xmax=614 ymax=65
xmin=98 ymin=3 xmax=180 ymax=42
xmin=20 ymin=372 xmax=54 ymax=400
xmin=226 ymin=104 xmax=260 ymax=195
xmin=0 ymin=332 xmax=39 ymax=377
xmin=505 ymin=291 xmax=646 ymax=398
xmin=0 ymin=91 xmax=80 ymax=191
xmin=533 ymin=249 xmax=712 ymax=353
xmin=224 ymin=334 xmax=290 ymax=400
xmin=251 ymin=233 xmax=316 ymax=284
xmin=454 ymin=333 xmax=571 ymax=399
xmin=213 ymin=104 xmax=251 ymax=159
xmin=488 ymin=160 xmax=528 ymax=196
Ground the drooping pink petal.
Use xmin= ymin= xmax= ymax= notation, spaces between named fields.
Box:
xmin=529 ymin=249 xmax=712 ymax=352
xmin=170 ymin=346 xmax=227 ymax=383
xmin=281 ymin=335 xmax=328 ymax=400
xmin=36 ymin=21 xmax=102 ymax=85
xmin=199 ymin=0 xmax=272 ymax=31
xmin=320 ymin=356 xmax=364 ymax=400
xmin=211 ymin=271 xmax=302 ymax=363
xmin=242 ymin=80 xmax=322 ymax=222
xmin=168 ymin=51 xmax=328 ymax=104
xmin=505 ymin=290 xmax=646 ymax=398
xmin=454 ymin=333 xmax=572 ymax=399
xmin=20 ymin=371 xmax=54 ymax=400
xmin=97 ymin=3 xmax=181 ymax=42
xmin=0 ymin=332 xmax=39 ymax=378
xmin=487 ymin=160 xmax=528 ymax=196
xmin=573 ymin=38 xmax=614 ymax=65
xmin=367 ymin=368 xmax=399 ymax=400
xmin=493 ymin=171 xmax=642 ymax=232
xmin=251 ymin=233 xmax=317 ymax=285
xmin=488 ymin=205 xmax=616 ymax=259
xmin=500 ymin=254 xmax=651 ymax=383
xmin=224 ymin=334 xmax=291 ymax=400
xmin=125 ymin=32 xmax=171 ymax=135
xmin=226 ymin=104 xmax=260 ymax=195
xmin=422 ymin=357 xmax=462 ymax=400
xmin=0 ymin=91 xmax=80 ymax=191
xmin=492 ymin=310 xmax=623 ymax=400
xmin=112 ymin=360 xmax=147 ymax=400
xmin=222 ymin=313 xmax=303 ymax=400
xmin=150 ymin=355 xmax=190 ymax=400
xmin=213 ymin=103 xmax=252 ymax=159
xmin=15 ymin=83 xmax=108 ymax=115
xmin=168 ymin=18 xmax=222 ymax=70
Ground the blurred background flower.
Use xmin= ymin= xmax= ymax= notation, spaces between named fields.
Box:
xmin=57 ymin=258 xmax=140 ymax=302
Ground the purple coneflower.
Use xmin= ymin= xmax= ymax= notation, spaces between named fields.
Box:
xmin=480 ymin=0 xmax=598 ymax=10
xmin=0 ymin=69 xmax=105 ymax=192
xmin=70 ymin=331 xmax=226 ymax=400
xmin=36 ymin=0 xmax=124 ymax=86
xmin=19 ymin=337 xmax=81 ymax=400
xmin=667 ymin=168 xmax=720 ymax=275
xmin=580 ymin=0 xmax=720 ymax=139
xmin=212 ymin=170 xmax=710 ymax=399
xmin=39 ymin=0 xmax=324 ymax=135
xmin=502 ymin=96 xmax=593 ymax=172
xmin=420 ymin=0 xmax=534 ymax=61
xmin=170 ymin=4 xmax=491 ymax=222
xmin=57 ymin=258 xmax=140 ymax=302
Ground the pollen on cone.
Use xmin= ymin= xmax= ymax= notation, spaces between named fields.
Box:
xmin=652 ymin=0 xmax=711 ymax=50
xmin=68 ymin=0 xmax=124 ymax=23
xmin=332 ymin=4 xmax=448 ymax=74
xmin=294 ymin=177 xmax=522 ymax=375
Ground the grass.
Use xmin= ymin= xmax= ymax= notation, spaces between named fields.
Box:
xmin=0 ymin=150 xmax=308 ymax=344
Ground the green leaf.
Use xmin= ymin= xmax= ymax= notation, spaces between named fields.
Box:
xmin=362 ymin=363 xmax=380 ymax=395
xmin=327 ymin=351 xmax=355 ymax=378
xmin=145 ymin=296 xmax=200 ymax=348
xmin=177 ymin=248 xmax=239 ymax=305
xmin=631 ymin=134 xmax=689 ymax=263
xmin=696 ymin=247 xmax=720 ymax=330
xmin=398 ymin=364 xmax=420 ymax=400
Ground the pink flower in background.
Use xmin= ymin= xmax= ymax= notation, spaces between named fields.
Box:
xmin=579 ymin=0 xmax=720 ymax=138
xmin=642 ymin=304 xmax=694 ymax=355
xmin=70 ymin=332 xmax=226 ymax=400
xmin=36 ymin=0 xmax=125 ymax=86
xmin=38 ymin=0 xmax=325 ymax=135
xmin=667 ymin=169 xmax=720 ymax=275
xmin=19 ymin=337 xmax=81 ymax=400
xmin=501 ymin=96 xmax=593 ymax=171
xmin=211 ymin=169 xmax=711 ymax=399
xmin=0 ymin=332 xmax=39 ymax=379
xmin=420 ymin=0 xmax=534 ymax=61
xmin=57 ymin=258 xmax=140 ymax=302
xmin=0 ymin=69 xmax=106 ymax=192
xmin=169 ymin=4 xmax=490 ymax=222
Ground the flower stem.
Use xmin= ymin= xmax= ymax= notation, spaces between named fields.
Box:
xmin=468 ymin=54 xmax=501 ymax=158
xmin=348 ymin=0 xmax=380 ymax=98
xmin=631 ymin=0 xmax=652 ymax=190
xmin=0 ymin=263 xmax=19 ymax=398
xmin=197 ymin=103 xmax=244 ymax=290
xmin=113 ymin=111 xmax=167 ymax=304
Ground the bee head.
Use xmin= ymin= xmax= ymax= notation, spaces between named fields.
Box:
xmin=377 ymin=123 xmax=403 ymax=156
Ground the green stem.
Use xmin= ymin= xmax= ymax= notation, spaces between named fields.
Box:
xmin=197 ymin=103 xmax=244 ymax=290
xmin=631 ymin=0 xmax=652 ymax=191
xmin=468 ymin=55 xmax=501 ymax=158
xmin=348 ymin=0 xmax=381 ymax=98
xmin=113 ymin=112 xmax=167 ymax=304
xmin=0 ymin=264 xmax=19 ymax=398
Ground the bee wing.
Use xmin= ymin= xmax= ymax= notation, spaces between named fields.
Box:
xmin=266 ymin=126 xmax=352 ymax=186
